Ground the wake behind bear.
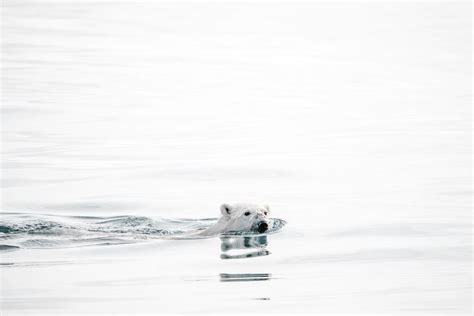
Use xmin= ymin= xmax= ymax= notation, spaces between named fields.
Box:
xmin=197 ymin=203 xmax=271 ymax=236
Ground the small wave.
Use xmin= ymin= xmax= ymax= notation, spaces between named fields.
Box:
xmin=0 ymin=245 xmax=21 ymax=252
xmin=0 ymin=220 xmax=77 ymax=236
xmin=0 ymin=213 xmax=286 ymax=250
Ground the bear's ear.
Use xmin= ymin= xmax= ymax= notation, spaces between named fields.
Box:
xmin=220 ymin=204 xmax=233 ymax=216
xmin=263 ymin=204 xmax=270 ymax=212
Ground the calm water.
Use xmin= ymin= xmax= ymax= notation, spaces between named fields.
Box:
xmin=1 ymin=1 xmax=472 ymax=314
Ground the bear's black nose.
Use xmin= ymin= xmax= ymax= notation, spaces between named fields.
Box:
xmin=257 ymin=222 xmax=268 ymax=233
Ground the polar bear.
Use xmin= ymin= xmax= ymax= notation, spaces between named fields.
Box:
xmin=198 ymin=203 xmax=271 ymax=236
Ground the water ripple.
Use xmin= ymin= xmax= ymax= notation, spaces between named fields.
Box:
xmin=0 ymin=213 xmax=286 ymax=250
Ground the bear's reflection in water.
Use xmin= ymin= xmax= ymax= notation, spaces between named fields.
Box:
xmin=219 ymin=235 xmax=270 ymax=260
xmin=219 ymin=273 xmax=271 ymax=282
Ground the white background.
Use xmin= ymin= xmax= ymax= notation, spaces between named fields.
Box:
xmin=1 ymin=1 xmax=472 ymax=314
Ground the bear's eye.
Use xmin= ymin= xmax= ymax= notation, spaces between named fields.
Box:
xmin=244 ymin=211 xmax=251 ymax=216
xmin=264 ymin=211 xmax=268 ymax=216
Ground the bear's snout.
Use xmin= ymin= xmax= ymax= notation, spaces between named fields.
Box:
xmin=257 ymin=221 xmax=268 ymax=233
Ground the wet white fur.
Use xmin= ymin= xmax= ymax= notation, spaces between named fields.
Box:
xmin=198 ymin=203 xmax=270 ymax=236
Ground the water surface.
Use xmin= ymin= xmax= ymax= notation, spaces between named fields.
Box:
xmin=1 ymin=0 xmax=471 ymax=314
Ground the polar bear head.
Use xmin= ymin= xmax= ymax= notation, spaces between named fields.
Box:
xmin=219 ymin=203 xmax=271 ymax=233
